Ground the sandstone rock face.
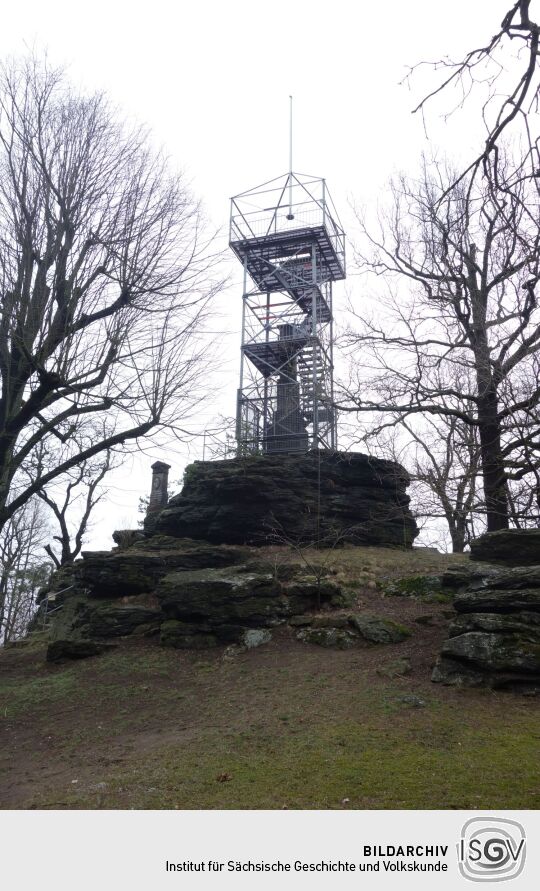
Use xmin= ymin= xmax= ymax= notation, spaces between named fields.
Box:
xmin=433 ymin=559 xmax=540 ymax=691
xmin=156 ymin=567 xmax=347 ymax=645
xmin=349 ymin=614 xmax=412 ymax=644
xmin=296 ymin=627 xmax=358 ymax=649
xmin=37 ymin=450 xmax=419 ymax=659
xmin=454 ymin=587 xmax=540 ymax=613
xmin=294 ymin=612 xmax=413 ymax=649
xmin=44 ymin=534 xmax=349 ymax=654
xmin=47 ymin=592 xmax=162 ymax=642
xmin=84 ymin=605 xmax=162 ymax=638
xmin=439 ymin=563 xmax=501 ymax=592
xmin=159 ymin=569 xmax=301 ymax=624
xmin=441 ymin=631 xmax=540 ymax=674
xmin=470 ymin=528 xmax=540 ymax=566
xmin=72 ymin=540 xmax=249 ymax=599
xmin=74 ymin=551 xmax=166 ymax=598
xmin=449 ymin=611 xmax=540 ymax=636
xmin=148 ymin=451 xmax=418 ymax=548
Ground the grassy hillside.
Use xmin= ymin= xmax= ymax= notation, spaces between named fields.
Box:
xmin=1 ymin=545 xmax=539 ymax=809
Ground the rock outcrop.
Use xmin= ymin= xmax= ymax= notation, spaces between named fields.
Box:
xmin=470 ymin=528 xmax=540 ymax=566
xmin=147 ymin=451 xmax=418 ymax=548
xmin=296 ymin=613 xmax=412 ymax=649
xmin=70 ymin=538 xmax=249 ymax=599
xmin=42 ymin=536 xmax=350 ymax=655
xmin=348 ymin=614 xmax=411 ymax=644
xmin=433 ymin=545 xmax=540 ymax=690
xmin=38 ymin=450 xmax=419 ymax=659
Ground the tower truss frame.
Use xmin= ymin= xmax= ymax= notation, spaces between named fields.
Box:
xmin=230 ymin=171 xmax=345 ymax=456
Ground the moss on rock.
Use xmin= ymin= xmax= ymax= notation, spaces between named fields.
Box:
xmin=296 ymin=627 xmax=357 ymax=649
xmin=349 ymin=614 xmax=412 ymax=644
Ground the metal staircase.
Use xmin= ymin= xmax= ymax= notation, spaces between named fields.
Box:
xmin=230 ymin=171 xmax=345 ymax=455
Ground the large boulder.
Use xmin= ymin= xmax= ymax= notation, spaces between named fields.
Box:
xmin=147 ymin=451 xmax=418 ymax=548
xmin=156 ymin=567 xmax=344 ymax=627
xmin=83 ymin=604 xmax=162 ymax=638
xmin=73 ymin=539 xmax=249 ymax=598
xmin=454 ymin=583 xmax=540 ymax=614
xmin=441 ymin=631 xmax=540 ymax=674
xmin=44 ymin=545 xmax=348 ymax=651
xmin=440 ymin=563 xmax=501 ymax=592
xmin=296 ymin=627 xmax=358 ymax=649
xmin=74 ymin=550 xmax=167 ymax=598
xmin=48 ymin=592 xmax=162 ymax=641
xmin=433 ymin=562 xmax=540 ymax=690
xmin=448 ymin=611 xmax=540 ymax=636
xmin=470 ymin=529 xmax=540 ymax=566
xmin=349 ymin=614 xmax=412 ymax=644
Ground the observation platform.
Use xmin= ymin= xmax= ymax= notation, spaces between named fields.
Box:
xmin=229 ymin=172 xmax=346 ymax=292
xmin=242 ymin=336 xmax=309 ymax=378
xmin=230 ymin=225 xmax=345 ymax=288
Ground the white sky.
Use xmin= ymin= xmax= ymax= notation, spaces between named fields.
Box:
xmin=0 ymin=0 xmax=509 ymax=549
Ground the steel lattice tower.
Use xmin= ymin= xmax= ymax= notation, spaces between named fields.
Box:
xmin=230 ymin=170 xmax=346 ymax=455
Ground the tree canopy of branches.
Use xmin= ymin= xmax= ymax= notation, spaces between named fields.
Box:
xmin=0 ymin=56 xmax=220 ymax=535
xmin=37 ymin=446 xmax=118 ymax=567
xmin=365 ymin=407 xmax=481 ymax=552
xmin=411 ymin=1 xmax=540 ymax=185
xmin=0 ymin=499 xmax=50 ymax=643
xmin=342 ymin=2 xmax=540 ymax=537
xmin=345 ymin=154 xmax=540 ymax=532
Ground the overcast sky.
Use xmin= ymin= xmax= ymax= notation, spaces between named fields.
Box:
xmin=0 ymin=0 xmax=509 ymax=548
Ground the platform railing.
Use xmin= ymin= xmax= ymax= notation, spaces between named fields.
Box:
xmin=230 ymin=202 xmax=345 ymax=266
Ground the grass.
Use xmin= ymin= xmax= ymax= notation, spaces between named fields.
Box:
xmin=73 ymin=707 xmax=540 ymax=809
xmin=0 ymin=544 xmax=538 ymax=810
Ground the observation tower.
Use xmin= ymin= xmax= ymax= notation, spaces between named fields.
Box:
xmin=230 ymin=149 xmax=346 ymax=455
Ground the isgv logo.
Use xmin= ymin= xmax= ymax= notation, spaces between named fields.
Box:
xmin=458 ymin=817 xmax=526 ymax=882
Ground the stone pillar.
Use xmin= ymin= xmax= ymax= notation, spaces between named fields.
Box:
xmin=147 ymin=461 xmax=171 ymax=514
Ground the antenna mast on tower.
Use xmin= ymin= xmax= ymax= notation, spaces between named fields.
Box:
xmin=229 ymin=101 xmax=346 ymax=455
xmin=287 ymin=95 xmax=293 ymax=219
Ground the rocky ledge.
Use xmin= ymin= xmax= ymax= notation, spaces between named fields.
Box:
xmin=433 ymin=539 xmax=540 ymax=691
xmin=146 ymin=450 xmax=418 ymax=548
xmin=39 ymin=536 xmax=353 ymax=659
xmin=37 ymin=450 xmax=418 ymax=661
xmin=470 ymin=528 xmax=540 ymax=566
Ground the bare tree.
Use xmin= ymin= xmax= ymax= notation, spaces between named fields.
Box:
xmin=343 ymin=150 xmax=540 ymax=532
xmin=339 ymin=2 xmax=540 ymax=535
xmin=202 ymin=415 xmax=237 ymax=460
xmin=502 ymin=366 xmax=540 ymax=525
xmin=0 ymin=499 xmax=51 ymax=643
xmin=0 ymin=56 xmax=221 ymax=536
xmin=409 ymin=1 xmax=540 ymax=189
xmin=364 ymin=406 xmax=482 ymax=552
xmin=36 ymin=446 xmax=118 ymax=567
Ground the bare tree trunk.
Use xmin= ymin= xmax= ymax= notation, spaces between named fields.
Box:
xmin=477 ymin=389 xmax=509 ymax=531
